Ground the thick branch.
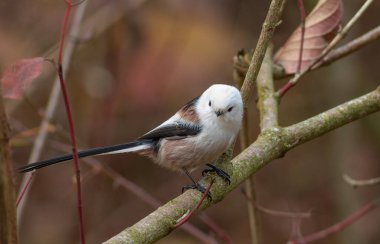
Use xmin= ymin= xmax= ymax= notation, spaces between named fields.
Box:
xmin=104 ymin=87 xmax=380 ymax=243
xmin=256 ymin=45 xmax=278 ymax=130
xmin=284 ymin=86 xmax=380 ymax=147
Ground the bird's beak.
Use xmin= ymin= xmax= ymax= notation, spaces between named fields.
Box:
xmin=215 ymin=110 xmax=224 ymax=117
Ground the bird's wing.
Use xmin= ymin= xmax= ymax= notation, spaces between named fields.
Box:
xmin=139 ymin=121 xmax=201 ymax=140
xmin=139 ymin=95 xmax=202 ymax=140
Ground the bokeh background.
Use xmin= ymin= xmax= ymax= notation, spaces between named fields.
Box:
xmin=1 ymin=0 xmax=379 ymax=243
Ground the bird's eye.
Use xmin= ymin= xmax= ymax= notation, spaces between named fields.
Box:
xmin=208 ymin=101 xmax=211 ymax=107
xmin=227 ymin=106 xmax=234 ymax=112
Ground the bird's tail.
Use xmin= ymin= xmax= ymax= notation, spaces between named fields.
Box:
xmin=18 ymin=140 xmax=152 ymax=173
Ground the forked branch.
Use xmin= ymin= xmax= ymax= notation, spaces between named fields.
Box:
xmin=104 ymin=87 xmax=380 ymax=243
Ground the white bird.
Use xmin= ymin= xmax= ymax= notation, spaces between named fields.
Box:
xmin=19 ymin=84 xmax=243 ymax=193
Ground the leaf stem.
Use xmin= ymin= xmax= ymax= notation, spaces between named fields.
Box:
xmin=278 ymin=0 xmax=374 ymax=98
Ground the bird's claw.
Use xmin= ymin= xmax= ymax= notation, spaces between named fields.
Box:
xmin=182 ymin=183 xmax=212 ymax=201
xmin=202 ymin=163 xmax=231 ymax=185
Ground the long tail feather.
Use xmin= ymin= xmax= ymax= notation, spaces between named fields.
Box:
xmin=18 ymin=140 xmax=151 ymax=173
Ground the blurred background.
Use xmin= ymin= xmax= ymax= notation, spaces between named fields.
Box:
xmin=1 ymin=0 xmax=379 ymax=243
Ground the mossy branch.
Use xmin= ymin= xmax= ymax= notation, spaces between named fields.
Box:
xmin=256 ymin=45 xmax=278 ymax=130
xmin=104 ymin=87 xmax=380 ymax=244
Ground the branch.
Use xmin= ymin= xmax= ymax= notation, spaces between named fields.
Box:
xmin=50 ymin=140 xmax=222 ymax=243
xmin=321 ymin=25 xmax=380 ymax=66
xmin=256 ymin=45 xmax=278 ymax=130
xmin=343 ymin=174 xmax=380 ymax=187
xmin=104 ymin=87 xmax=380 ymax=243
xmin=0 ymin=81 xmax=17 ymax=243
xmin=237 ymin=3 xmax=285 ymax=237
xmin=239 ymin=46 xmax=278 ymax=244
xmin=242 ymin=189 xmax=311 ymax=219
xmin=17 ymin=0 xmax=89 ymax=221
xmin=278 ymin=0 xmax=374 ymax=97
xmin=236 ymin=25 xmax=380 ymax=80
xmin=240 ymin=0 xmax=285 ymax=106
xmin=237 ymin=0 xmax=285 ymax=240
xmin=288 ymin=199 xmax=379 ymax=244
xmin=56 ymin=1 xmax=87 ymax=242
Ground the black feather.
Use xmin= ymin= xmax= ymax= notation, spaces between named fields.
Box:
xmin=139 ymin=122 xmax=201 ymax=140
xmin=18 ymin=140 xmax=151 ymax=173
xmin=18 ymin=96 xmax=203 ymax=173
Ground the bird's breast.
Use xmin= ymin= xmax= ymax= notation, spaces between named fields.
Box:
xmin=155 ymin=130 xmax=232 ymax=172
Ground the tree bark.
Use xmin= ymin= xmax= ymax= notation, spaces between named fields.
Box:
xmin=0 ymin=86 xmax=17 ymax=243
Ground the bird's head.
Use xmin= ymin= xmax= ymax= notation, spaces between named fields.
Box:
xmin=198 ymin=84 xmax=243 ymax=130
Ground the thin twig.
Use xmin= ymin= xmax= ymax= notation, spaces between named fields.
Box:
xmin=237 ymin=25 xmax=380 ymax=80
xmin=288 ymin=199 xmax=379 ymax=244
xmin=277 ymin=0 xmax=306 ymax=98
xmin=237 ymin=2 xmax=285 ymax=238
xmin=343 ymin=174 xmax=380 ymax=187
xmin=104 ymin=87 xmax=380 ymax=243
xmin=322 ymin=25 xmax=380 ymax=66
xmin=278 ymin=0 xmax=374 ymax=97
xmin=174 ymin=180 xmax=214 ymax=228
xmin=237 ymin=69 xmax=259 ymax=244
xmin=16 ymin=0 xmax=89 ymax=223
xmin=296 ymin=0 xmax=306 ymax=74
xmin=240 ymin=0 xmax=285 ymax=106
xmin=49 ymin=140 xmax=222 ymax=244
xmin=255 ymin=203 xmax=311 ymax=219
xmin=242 ymin=188 xmax=311 ymax=219
xmin=16 ymin=173 xmax=34 ymax=207
xmin=57 ymin=1 xmax=85 ymax=243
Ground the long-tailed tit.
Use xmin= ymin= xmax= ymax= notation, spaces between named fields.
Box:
xmin=19 ymin=84 xmax=243 ymax=194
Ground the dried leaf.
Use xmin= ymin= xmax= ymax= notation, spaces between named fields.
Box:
xmin=274 ymin=0 xmax=343 ymax=74
xmin=1 ymin=57 xmax=44 ymax=99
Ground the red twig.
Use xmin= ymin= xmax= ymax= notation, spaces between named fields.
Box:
xmin=278 ymin=0 xmax=306 ymax=97
xmin=50 ymin=140 xmax=223 ymax=243
xmin=277 ymin=81 xmax=295 ymax=98
xmin=57 ymin=1 xmax=86 ymax=243
xmin=16 ymin=172 xmax=34 ymax=207
xmin=175 ymin=180 xmax=214 ymax=228
xmin=296 ymin=0 xmax=305 ymax=73
xmin=288 ymin=199 xmax=379 ymax=244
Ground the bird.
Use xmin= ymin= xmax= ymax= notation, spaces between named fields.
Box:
xmin=18 ymin=84 xmax=243 ymax=195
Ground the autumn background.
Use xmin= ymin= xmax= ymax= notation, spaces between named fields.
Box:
xmin=1 ymin=0 xmax=380 ymax=243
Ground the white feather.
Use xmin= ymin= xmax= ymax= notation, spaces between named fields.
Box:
xmin=100 ymin=144 xmax=151 ymax=155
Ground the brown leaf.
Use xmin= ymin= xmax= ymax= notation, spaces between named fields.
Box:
xmin=1 ymin=57 xmax=44 ymax=99
xmin=274 ymin=0 xmax=343 ymax=74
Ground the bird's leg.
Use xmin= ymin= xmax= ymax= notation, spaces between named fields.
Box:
xmin=202 ymin=163 xmax=231 ymax=184
xmin=182 ymin=168 xmax=212 ymax=201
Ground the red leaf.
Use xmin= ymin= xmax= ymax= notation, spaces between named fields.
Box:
xmin=1 ymin=57 xmax=44 ymax=99
xmin=274 ymin=0 xmax=343 ymax=74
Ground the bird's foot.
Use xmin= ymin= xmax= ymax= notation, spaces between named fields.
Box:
xmin=202 ymin=163 xmax=231 ymax=185
xmin=182 ymin=183 xmax=212 ymax=201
